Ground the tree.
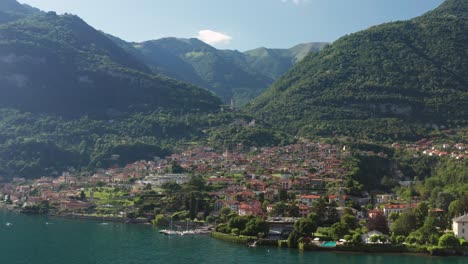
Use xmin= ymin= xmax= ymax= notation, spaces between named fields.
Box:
xmin=286 ymin=204 xmax=300 ymax=217
xmin=287 ymin=217 xmax=318 ymax=248
xmin=341 ymin=214 xmax=359 ymax=230
xmin=388 ymin=212 xmax=400 ymax=222
xmin=391 ymin=210 xmax=417 ymax=236
xmin=436 ymin=192 xmax=455 ymax=212
xmin=351 ymin=232 xmax=363 ymax=245
xmin=279 ymin=189 xmax=288 ymax=201
xmin=368 ymin=214 xmax=389 ymax=234
xmin=321 ymin=206 xmax=339 ymax=226
xmin=186 ymin=176 xmax=206 ymax=192
xmin=220 ymin=206 xmax=231 ymax=216
xmin=79 ymin=190 xmax=86 ymax=201
xmin=152 ymin=214 xmax=168 ymax=226
xmin=270 ymin=202 xmax=286 ymax=216
xmin=228 ymin=216 xmax=250 ymax=231
xmin=288 ymin=230 xmax=301 ymax=248
xmin=448 ymin=194 xmax=468 ymax=219
xmin=330 ymin=222 xmax=350 ymax=240
xmin=438 ymin=233 xmax=459 ymax=248
xmin=168 ymin=161 xmax=184 ymax=173
xmin=414 ymin=201 xmax=429 ymax=228
xmin=161 ymin=182 xmax=181 ymax=194
xmin=294 ymin=218 xmax=318 ymax=237
xmin=241 ymin=217 xmax=269 ymax=237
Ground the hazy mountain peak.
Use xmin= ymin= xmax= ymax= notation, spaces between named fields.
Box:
xmin=431 ymin=0 xmax=468 ymax=17
xmin=0 ymin=0 xmax=26 ymax=12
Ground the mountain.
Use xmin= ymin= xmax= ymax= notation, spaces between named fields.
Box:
xmin=109 ymin=36 xmax=326 ymax=105
xmin=244 ymin=42 xmax=328 ymax=80
xmin=0 ymin=3 xmax=224 ymax=178
xmin=248 ymin=0 xmax=468 ymax=141
xmin=0 ymin=11 xmax=221 ymax=116
xmin=0 ymin=0 xmax=39 ymax=23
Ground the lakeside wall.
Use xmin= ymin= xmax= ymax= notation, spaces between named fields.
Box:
xmin=57 ymin=214 xmax=150 ymax=224
xmin=210 ymin=231 xmax=467 ymax=257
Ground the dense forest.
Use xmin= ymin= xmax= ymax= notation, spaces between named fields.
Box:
xmin=0 ymin=12 xmax=221 ymax=116
xmin=0 ymin=110 xmax=289 ymax=178
xmin=248 ymin=0 xmax=468 ymax=141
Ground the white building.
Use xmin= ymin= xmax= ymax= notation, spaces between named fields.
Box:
xmin=142 ymin=174 xmax=190 ymax=187
xmin=452 ymin=214 xmax=468 ymax=240
xmin=375 ymin=194 xmax=394 ymax=205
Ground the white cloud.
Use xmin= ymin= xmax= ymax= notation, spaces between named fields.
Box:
xmin=196 ymin=30 xmax=232 ymax=45
xmin=282 ymin=0 xmax=309 ymax=5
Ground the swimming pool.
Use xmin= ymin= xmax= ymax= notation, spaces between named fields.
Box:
xmin=320 ymin=241 xmax=337 ymax=247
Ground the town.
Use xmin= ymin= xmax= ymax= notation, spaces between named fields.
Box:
xmin=1 ymin=138 xmax=467 ymax=255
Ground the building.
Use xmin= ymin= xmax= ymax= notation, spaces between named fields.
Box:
xmin=142 ymin=174 xmax=190 ymax=187
xmin=238 ymin=200 xmax=263 ymax=216
xmin=266 ymin=217 xmax=300 ymax=238
xmin=452 ymin=214 xmax=468 ymax=240
xmin=300 ymin=195 xmax=321 ymax=207
xmin=298 ymin=205 xmax=311 ymax=217
xmin=375 ymin=194 xmax=395 ymax=204
xmin=383 ymin=204 xmax=416 ymax=217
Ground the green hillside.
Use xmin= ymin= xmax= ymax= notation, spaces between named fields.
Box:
xmin=0 ymin=12 xmax=221 ymax=116
xmin=248 ymin=0 xmax=468 ymax=141
xmin=244 ymin=42 xmax=327 ymax=80
xmin=0 ymin=0 xmax=39 ymax=23
xmin=0 ymin=5 xmax=224 ymax=178
xmin=110 ymin=36 xmax=325 ymax=105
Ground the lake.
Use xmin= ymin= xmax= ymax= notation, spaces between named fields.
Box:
xmin=0 ymin=210 xmax=465 ymax=264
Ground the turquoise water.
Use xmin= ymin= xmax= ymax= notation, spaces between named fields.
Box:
xmin=321 ymin=241 xmax=337 ymax=247
xmin=0 ymin=210 xmax=465 ymax=264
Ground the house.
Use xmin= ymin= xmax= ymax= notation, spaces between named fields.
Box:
xmin=279 ymin=179 xmax=292 ymax=190
xmin=300 ymin=195 xmax=321 ymax=206
xmin=368 ymin=209 xmax=384 ymax=219
xmin=207 ymin=177 xmax=235 ymax=186
xmin=298 ymin=205 xmax=311 ymax=217
xmin=227 ymin=201 xmax=240 ymax=212
xmin=142 ymin=174 xmax=190 ymax=187
xmin=328 ymin=195 xmax=347 ymax=206
xmin=214 ymin=200 xmax=227 ymax=212
xmin=238 ymin=200 xmax=263 ymax=216
xmin=375 ymin=194 xmax=395 ymax=204
xmin=383 ymin=204 xmax=416 ymax=217
xmin=452 ymin=214 xmax=468 ymax=240
xmin=266 ymin=217 xmax=300 ymax=238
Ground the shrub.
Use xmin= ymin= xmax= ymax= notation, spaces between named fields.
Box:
xmin=438 ymin=233 xmax=459 ymax=248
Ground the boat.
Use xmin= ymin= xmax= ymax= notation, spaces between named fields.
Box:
xmin=159 ymin=229 xmax=179 ymax=236
xmin=249 ymin=240 xmax=258 ymax=248
xmin=159 ymin=217 xmax=178 ymax=235
xmin=5 ymin=222 xmax=13 ymax=226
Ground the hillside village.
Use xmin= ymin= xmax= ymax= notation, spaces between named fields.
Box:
xmin=1 ymin=138 xmax=467 ymax=250
xmin=1 ymin=140 xmax=353 ymax=214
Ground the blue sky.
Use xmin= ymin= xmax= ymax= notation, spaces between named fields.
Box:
xmin=19 ymin=0 xmax=444 ymax=51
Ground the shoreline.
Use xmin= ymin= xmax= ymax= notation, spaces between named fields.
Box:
xmin=0 ymin=205 xmax=151 ymax=225
xmin=2 ymin=206 xmax=466 ymax=258
xmin=210 ymin=231 xmax=468 ymax=257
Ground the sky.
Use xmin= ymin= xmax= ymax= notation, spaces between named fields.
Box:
xmin=18 ymin=0 xmax=444 ymax=51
